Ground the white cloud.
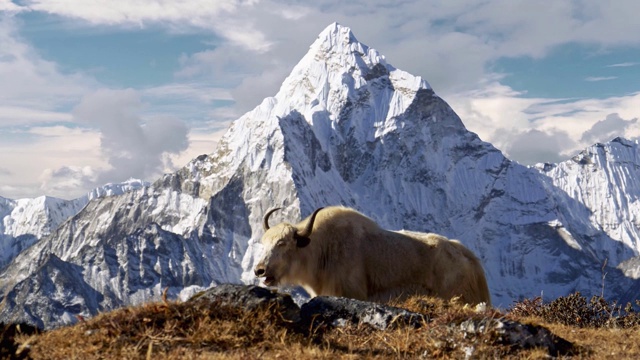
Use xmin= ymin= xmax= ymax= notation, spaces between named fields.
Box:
xmin=168 ymin=126 xmax=228 ymax=169
xmin=14 ymin=0 xmax=633 ymax=115
xmin=19 ymin=0 xmax=271 ymax=51
xmin=581 ymin=113 xmax=638 ymax=144
xmin=585 ymin=76 xmax=617 ymax=82
xmin=0 ymin=11 xmax=231 ymax=198
xmin=71 ymin=88 xmax=190 ymax=185
xmin=143 ymin=83 xmax=233 ymax=104
xmin=0 ymin=8 xmax=97 ymax=177
xmin=607 ymin=62 xmax=639 ymax=68
xmin=0 ymin=125 xmax=104 ymax=199
xmin=447 ymin=81 xmax=543 ymax=143
xmin=0 ymin=0 xmax=23 ymax=13
xmin=449 ymin=84 xmax=640 ymax=164
xmin=11 ymin=0 xmax=640 ymax=98
xmin=141 ymin=82 xmax=235 ymax=123
xmin=40 ymin=165 xmax=99 ymax=198
xmin=22 ymin=0 xmax=239 ymax=24
xmin=0 ymin=106 xmax=72 ymax=125
xmin=499 ymin=128 xmax=575 ymax=165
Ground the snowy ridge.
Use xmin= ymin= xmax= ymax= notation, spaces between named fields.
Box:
xmin=1 ymin=23 xmax=639 ymax=329
xmin=86 ymin=178 xmax=150 ymax=201
xmin=536 ymin=137 xmax=640 ymax=272
xmin=0 ymin=196 xmax=86 ymax=270
xmin=0 ymin=179 xmax=148 ymax=271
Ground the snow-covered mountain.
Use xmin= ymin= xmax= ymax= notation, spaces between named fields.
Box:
xmin=1 ymin=23 xmax=639 ymax=329
xmin=0 ymin=195 xmax=84 ymax=271
xmin=85 ymin=178 xmax=149 ymax=201
xmin=535 ymin=137 xmax=640 ymax=278
xmin=0 ymin=179 xmax=148 ymax=270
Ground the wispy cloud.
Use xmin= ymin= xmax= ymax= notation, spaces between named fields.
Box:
xmin=584 ymin=76 xmax=617 ymax=82
xmin=606 ymin=62 xmax=639 ymax=68
xmin=0 ymin=125 xmax=103 ymax=199
xmin=143 ymin=83 xmax=233 ymax=104
xmin=18 ymin=0 xmax=273 ymax=52
xmin=0 ymin=0 xmax=23 ymax=13
xmin=0 ymin=15 xmax=96 ymax=115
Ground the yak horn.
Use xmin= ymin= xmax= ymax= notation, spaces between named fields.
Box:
xmin=262 ymin=207 xmax=282 ymax=231
xmin=296 ymin=207 xmax=324 ymax=238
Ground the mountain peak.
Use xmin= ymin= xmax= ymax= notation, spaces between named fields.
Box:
xmin=304 ymin=22 xmax=385 ymax=71
xmin=271 ymin=23 xmax=431 ymax=124
xmin=314 ymin=22 xmax=358 ymax=50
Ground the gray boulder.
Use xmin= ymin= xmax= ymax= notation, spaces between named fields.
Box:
xmin=300 ymin=296 xmax=427 ymax=330
xmin=459 ymin=318 xmax=574 ymax=356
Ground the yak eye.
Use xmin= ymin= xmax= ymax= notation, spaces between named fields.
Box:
xmin=276 ymin=241 xmax=286 ymax=247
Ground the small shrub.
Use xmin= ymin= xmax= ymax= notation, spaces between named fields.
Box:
xmin=509 ymin=292 xmax=640 ymax=328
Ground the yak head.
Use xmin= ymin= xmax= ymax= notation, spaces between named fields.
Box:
xmin=253 ymin=207 xmax=323 ymax=287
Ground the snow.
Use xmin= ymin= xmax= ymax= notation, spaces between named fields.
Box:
xmin=535 ymin=138 xmax=640 ymax=265
xmin=0 ymin=180 xmax=148 ymax=270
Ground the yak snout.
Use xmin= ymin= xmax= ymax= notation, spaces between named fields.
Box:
xmin=254 ymin=265 xmax=266 ymax=277
xmin=254 ymin=262 xmax=277 ymax=286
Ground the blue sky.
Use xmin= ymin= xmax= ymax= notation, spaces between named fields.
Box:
xmin=1 ymin=0 xmax=639 ymax=199
xmin=18 ymin=12 xmax=216 ymax=89
xmin=494 ymin=44 xmax=640 ymax=99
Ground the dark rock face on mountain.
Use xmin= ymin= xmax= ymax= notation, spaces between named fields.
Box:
xmin=1 ymin=23 xmax=639 ymax=329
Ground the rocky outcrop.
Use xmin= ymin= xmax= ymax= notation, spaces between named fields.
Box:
xmin=187 ymin=284 xmax=424 ymax=331
xmin=459 ymin=318 xmax=574 ymax=356
xmin=188 ymin=284 xmax=574 ymax=356
xmin=300 ymin=295 xmax=426 ymax=330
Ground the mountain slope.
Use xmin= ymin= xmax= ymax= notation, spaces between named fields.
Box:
xmin=537 ymin=138 xmax=640 ymax=259
xmin=0 ymin=23 xmax=638 ymax=329
xmin=0 ymin=179 xmax=148 ymax=271
xmin=536 ymin=137 xmax=640 ymax=280
xmin=0 ymin=195 xmax=85 ymax=270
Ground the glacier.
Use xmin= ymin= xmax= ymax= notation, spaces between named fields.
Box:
xmin=1 ymin=23 xmax=639 ymax=329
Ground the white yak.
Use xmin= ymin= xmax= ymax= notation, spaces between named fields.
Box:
xmin=254 ymin=206 xmax=491 ymax=306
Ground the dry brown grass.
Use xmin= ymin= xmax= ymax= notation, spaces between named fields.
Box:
xmin=4 ymin=292 xmax=640 ymax=359
xmin=532 ymin=323 xmax=640 ymax=359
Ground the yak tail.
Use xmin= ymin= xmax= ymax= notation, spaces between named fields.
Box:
xmin=455 ymin=254 xmax=492 ymax=307
xmin=475 ymin=269 xmax=492 ymax=307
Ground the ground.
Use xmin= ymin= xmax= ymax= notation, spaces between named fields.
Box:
xmin=3 ymin=289 xmax=640 ymax=359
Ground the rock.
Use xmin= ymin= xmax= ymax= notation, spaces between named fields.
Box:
xmin=300 ymin=296 xmax=427 ymax=330
xmin=189 ymin=285 xmax=427 ymax=331
xmin=459 ymin=318 xmax=574 ymax=356
xmin=188 ymin=284 xmax=301 ymax=322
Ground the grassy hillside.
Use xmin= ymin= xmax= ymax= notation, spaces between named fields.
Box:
xmin=3 ymin=290 xmax=640 ymax=359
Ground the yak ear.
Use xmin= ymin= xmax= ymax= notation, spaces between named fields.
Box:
xmin=294 ymin=234 xmax=311 ymax=248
